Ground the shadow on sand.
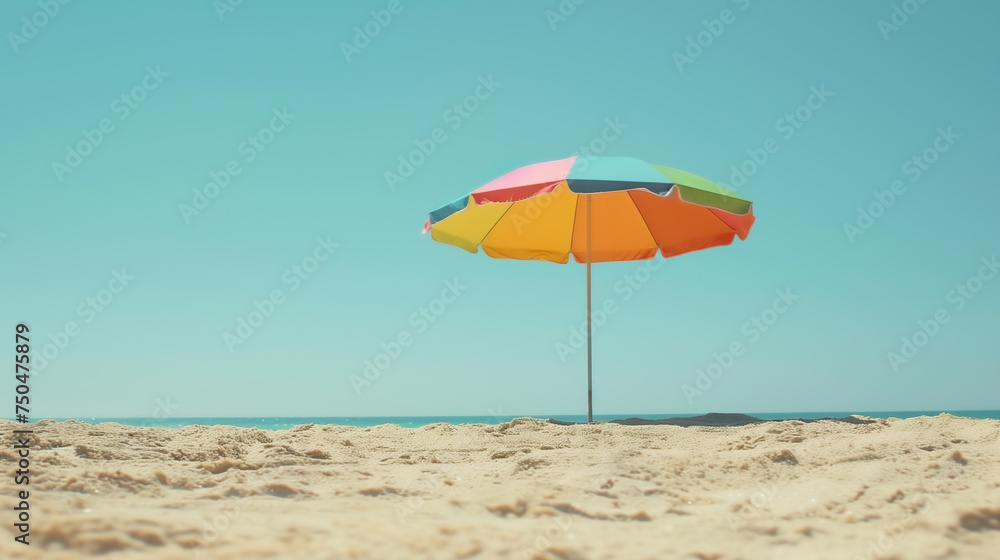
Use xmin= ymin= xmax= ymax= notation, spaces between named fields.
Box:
xmin=546 ymin=412 xmax=877 ymax=427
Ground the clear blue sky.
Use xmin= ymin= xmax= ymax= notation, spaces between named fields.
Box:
xmin=2 ymin=0 xmax=998 ymax=418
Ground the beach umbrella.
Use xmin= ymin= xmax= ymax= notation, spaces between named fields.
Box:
xmin=422 ymin=156 xmax=755 ymax=422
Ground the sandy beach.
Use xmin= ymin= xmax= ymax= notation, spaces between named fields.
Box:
xmin=1 ymin=415 xmax=998 ymax=559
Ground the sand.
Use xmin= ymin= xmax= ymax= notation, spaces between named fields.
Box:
xmin=1 ymin=415 xmax=998 ymax=559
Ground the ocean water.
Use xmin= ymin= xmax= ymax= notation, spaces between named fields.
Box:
xmin=33 ymin=410 xmax=1000 ymax=429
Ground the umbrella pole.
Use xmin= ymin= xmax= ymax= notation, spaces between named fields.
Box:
xmin=586 ymin=194 xmax=593 ymax=424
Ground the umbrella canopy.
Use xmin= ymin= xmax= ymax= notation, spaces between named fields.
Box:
xmin=422 ymin=156 xmax=755 ymax=422
xmin=423 ymin=156 xmax=754 ymax=263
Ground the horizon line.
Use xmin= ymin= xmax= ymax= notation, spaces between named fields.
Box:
xmin=8 ymin=409 xmax=998 ymax=421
